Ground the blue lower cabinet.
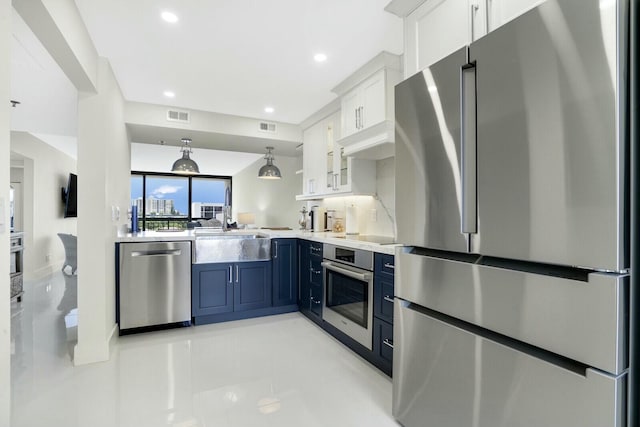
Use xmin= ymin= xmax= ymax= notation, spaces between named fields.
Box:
xmin=374 ymin=275 xmax=394 ymax=324
xmin=373 ymin=317 xmax=394 ymax=375
xmin=192 ymin=263 xmax=233 ymax=316
xmin=234 ymin=262 xmax=271 ymax=312
xmin=310 ymin=283 xmax=322 ymax=318
xmin=192 ymin=261 xmax=276 ymax=324
xmin=272 ymin=239 xmax=298 ymax=307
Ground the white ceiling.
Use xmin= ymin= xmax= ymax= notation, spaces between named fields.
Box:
xmin=9 ymin=1 xmax=403 ymax=169
xmin=73 ymin=0 xmax=404 ymax=125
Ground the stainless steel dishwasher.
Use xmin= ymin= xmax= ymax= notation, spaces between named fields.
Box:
xmin=118 ymin=241 xmax=191 ymax=333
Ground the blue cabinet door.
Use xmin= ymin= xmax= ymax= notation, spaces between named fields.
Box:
xmin=234 ymin=261 xmax=271 ymax=312
xmin=192 ymin=263 xmax=233 ymax=316
xmin=298 ymin=239 xmax=311 ymax=311
xmin=272 ymin=239 xmax=298 ymax=307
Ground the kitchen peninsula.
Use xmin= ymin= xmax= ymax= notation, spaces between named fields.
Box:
xmin=115 ymin=229 xmax=397 ymax=375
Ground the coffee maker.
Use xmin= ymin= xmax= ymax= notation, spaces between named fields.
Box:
xmin=309 ymin=206 xmax=326 ymax=232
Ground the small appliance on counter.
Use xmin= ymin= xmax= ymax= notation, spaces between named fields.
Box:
xmin=310 ymin=206 xmax=326 ymax=232
xmin=298 ymin=206 xmax=308 ymax=230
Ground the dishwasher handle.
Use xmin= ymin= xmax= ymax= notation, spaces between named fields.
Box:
xmin=130 ymin=249 xmax=183 ymax=257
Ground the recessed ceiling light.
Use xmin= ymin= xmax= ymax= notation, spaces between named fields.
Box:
xmin=161 ymin=11 xmax=178 ymax=23
xmin=264 ymin=107 xmax=275 ymax=113
xmin=314 ymin=53 xmax=328 ymax=63
xmin=163 ymin=90 xmax=175 ymax=98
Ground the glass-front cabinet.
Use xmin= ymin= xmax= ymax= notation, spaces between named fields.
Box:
xmin=324 ymin=111 xmax=370 ymax=194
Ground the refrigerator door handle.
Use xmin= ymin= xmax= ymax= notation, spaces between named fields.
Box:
xmin=460 ymin=63 xmax=477 ymax=235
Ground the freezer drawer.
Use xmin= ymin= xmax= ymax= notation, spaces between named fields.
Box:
xmin=119 ymin=241 xmax=192 ymax=330
xmin=393 ymin=301 xmax=626 ymax=427
xmin=396 ymin=249 xmax=627 ymax=374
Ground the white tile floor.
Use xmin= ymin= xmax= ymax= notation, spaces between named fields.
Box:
xmin=11 ymin=271 xmax=399 ymax=427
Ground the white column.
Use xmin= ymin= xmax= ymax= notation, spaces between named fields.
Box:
xmin=74 ymin=57 xmax=130 ymax=365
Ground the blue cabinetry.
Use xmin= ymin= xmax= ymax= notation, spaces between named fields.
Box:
xmin=192 ymin=260 xmax=273 ymax=324
xmin=372 ymin=253 xmax=394 ymax=375
xmin=272 ymin=239 xmax=298 ymax=307
xmin=192 ymin=262 xmax=233 ymax=316
xmin=297 ymin=239 xmax=323 ymax=323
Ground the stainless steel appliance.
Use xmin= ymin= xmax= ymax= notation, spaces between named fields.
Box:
xmin=10 ymin=231 xmax=24 ymax=302
xmin=321 ymin=244 xmax=374 ymax=349
xmin=118 ymin=241 xmax=192 ymax=332
xmin=394 ymin=1 xmax=630 ymax=426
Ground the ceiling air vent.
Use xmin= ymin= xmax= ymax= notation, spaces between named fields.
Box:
xmin=259 ymin=122 xmax=277 ymax=133
xmin=166 ymin=109 xmax=190 ymax=123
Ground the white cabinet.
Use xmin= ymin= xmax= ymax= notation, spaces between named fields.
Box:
xmin=404 ymin=0 xmax=472 ymax=78
xmin=301 ymin=121 xmax=325 ymax=196
xmin=400 ymin=0 xmax=546 ymax=78
xmin=332 ymin=52 xmax=402 ymax=160
xmin=341 ymin=70 xmax=387 ymax=139
xmin=326 ymin=111 xmax=376 ymax=195
xmin=298 ymin=110 xmax=375 ymax=200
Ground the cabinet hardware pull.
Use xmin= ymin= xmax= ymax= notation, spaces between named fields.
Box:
xmin=235 ymin=265 xmax=239 ymax=283
xmin=485 ymin=0 xmax=491 ymax=32
xmin=274 ymin=241 xmax=278 ymax=259
xmin=229 ymin=265 xmax=233 ymax=283
xmin=383 ymin=296 xmax=394 ymax=304
xmin=383 ymin=263 xmax=395 ymax=270
xmin=470 ymin=3 xmax=479 ymax=41
xmin=383 ymin=339 xmax=394 ymax=349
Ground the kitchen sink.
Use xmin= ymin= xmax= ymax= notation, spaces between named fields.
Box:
xmin=193 ymin=231 xmax=271 ymax=263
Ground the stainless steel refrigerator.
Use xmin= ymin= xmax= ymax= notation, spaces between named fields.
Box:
xmin=393 ymin=0 xmax=630 ymax=426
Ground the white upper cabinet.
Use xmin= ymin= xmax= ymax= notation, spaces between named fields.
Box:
xmin=332 ymin=52 xmax=402 ymax=160
xmin=301 ymin=120 xmax=325 ymax=197
xmin=404 ymin=0 xmax=471 ymax=77
xmin=298 ymin=109 xmax=376 ymax=200
xmin=391 ymin=0 xmax=547 ymax=78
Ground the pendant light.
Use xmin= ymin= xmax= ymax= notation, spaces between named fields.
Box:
xmin=171 ymin=137 xmax=200 ymax=174
xmin=258 ymin=146 xmax=282 ymax=179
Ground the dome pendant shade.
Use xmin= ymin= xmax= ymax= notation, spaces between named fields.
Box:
xmin=258 ymin=147 xmax=282 ymax=179
xmin=171 ymin=138 xmax=200 ymax=174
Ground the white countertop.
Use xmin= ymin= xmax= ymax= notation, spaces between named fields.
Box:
xmin=116 ymin=229 xmax=400 ymax=255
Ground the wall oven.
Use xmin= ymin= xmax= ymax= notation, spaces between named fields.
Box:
xmin=321 ymin=243 xmax=374 ymax=350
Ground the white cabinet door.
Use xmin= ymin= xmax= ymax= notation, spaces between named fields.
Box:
xmin=361 ymin=70 xmax=386 ymax=129
xmin=488 ymin=0 xmax=545 ymax=30
xmin=341 ymin=89 xmax=360 ymax=139
xmin=302 ymin=121 xmax=325 ymax=195
xmin=404 ymin=0 xmax=471 ymax=77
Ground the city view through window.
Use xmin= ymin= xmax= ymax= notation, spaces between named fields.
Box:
xmin=130 ymin=173 xmax=231 ymax=230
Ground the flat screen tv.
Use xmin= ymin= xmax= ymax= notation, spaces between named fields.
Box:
xmin=62 ymin=173 xmax=77 ymax=218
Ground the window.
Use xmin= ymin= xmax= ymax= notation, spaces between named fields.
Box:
xmin=130 ymin=172 xmax=232 ymax=231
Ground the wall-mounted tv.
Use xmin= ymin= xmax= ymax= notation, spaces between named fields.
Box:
xmin=61 ymin=173 xmax=77 ymax=218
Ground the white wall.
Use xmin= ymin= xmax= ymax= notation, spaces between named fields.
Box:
xmin=0 ymin=0 xmax=10 ymax=423
xmin=75 ymin=57 xmax=130 ymax=365
xmin=10 ymin=132 xmax=77 ymax=280
xmin=232 ymin=155 xmax=301 ymax=229
xmin=314 ymin=157 xmax=396 ymax=237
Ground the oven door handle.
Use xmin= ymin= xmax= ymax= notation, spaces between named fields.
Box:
xmin=321 ymin=261 xmax=372 ymax=281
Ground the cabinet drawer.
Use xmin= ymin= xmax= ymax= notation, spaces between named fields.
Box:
xmin=373 ymin=317 xmax=393 ymax=365
xmin=393 ymin=301 xmax=626 ymax=427
xmin=310 ymin=258 xmax=323 ymax=286
xmin=374 ymin=253 xmax=395 ymax=278
xmin=309 ymin=242 xmax=323 ymax=259
xmin=374 ymin=276 xmax=394 ymax=323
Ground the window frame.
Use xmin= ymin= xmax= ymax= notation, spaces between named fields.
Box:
xmin=131 ymin=171 xmax=232 ymax=231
